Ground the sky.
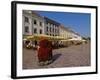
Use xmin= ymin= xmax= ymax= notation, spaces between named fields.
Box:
xmin=36 ymin=11 xmax=91 ymax=37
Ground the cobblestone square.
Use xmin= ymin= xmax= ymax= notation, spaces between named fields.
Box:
xmin=23 ymin=42 xmax=90 ymax=69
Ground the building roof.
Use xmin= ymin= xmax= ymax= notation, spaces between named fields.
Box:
xmin=60 ymin=25 xmax=81 ymax=36
xmin=60 ymin=25 xmax=69 ymax=31
xmin=44 ymin=17 xmax=60 ymax=26
xmin=32 ymin=11 xmax=44 ymax=19
xmin=23 ymin=10 xmax=44 ymax=19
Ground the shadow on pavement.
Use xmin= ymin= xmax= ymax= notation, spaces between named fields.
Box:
xmin=52 ymin=53 xmax=62 ymax=62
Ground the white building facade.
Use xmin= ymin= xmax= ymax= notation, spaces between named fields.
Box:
xmin=23 ymin=10 xmax=45 ymax=36
xmin=44 ymin=17 xmax=60 ymax=37
xmin=23 ymin=10 xmax=83 ymax=46
xmin=23 ymin=10 xmax=45 ymax=46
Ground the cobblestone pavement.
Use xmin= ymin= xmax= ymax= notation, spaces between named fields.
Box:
xmin=23 ymin=42 xmax=90 ymax=69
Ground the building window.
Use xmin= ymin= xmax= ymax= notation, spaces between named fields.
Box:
xmin=25 ymin=26 xmax=29 ymax=33
xmin=34 ymin=28 xmax=37 ymax=33
xmin=46 ymin=26 xmax=48 ymax=31
xmin=40 ymin=29 xmax=42 ymax=34
xmin=40 ymin=22 xmax=42 ymax=26
xmin=25 ymin=17 xmax=29 ymax=23
xmin=34 ymin=20 xmax=37 ymax=25
xmin=50 ymin=27 xmax=52 ymax=32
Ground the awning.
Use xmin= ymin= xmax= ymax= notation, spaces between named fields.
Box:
xmin=23 ymin=35 xmax=67 ymax=41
